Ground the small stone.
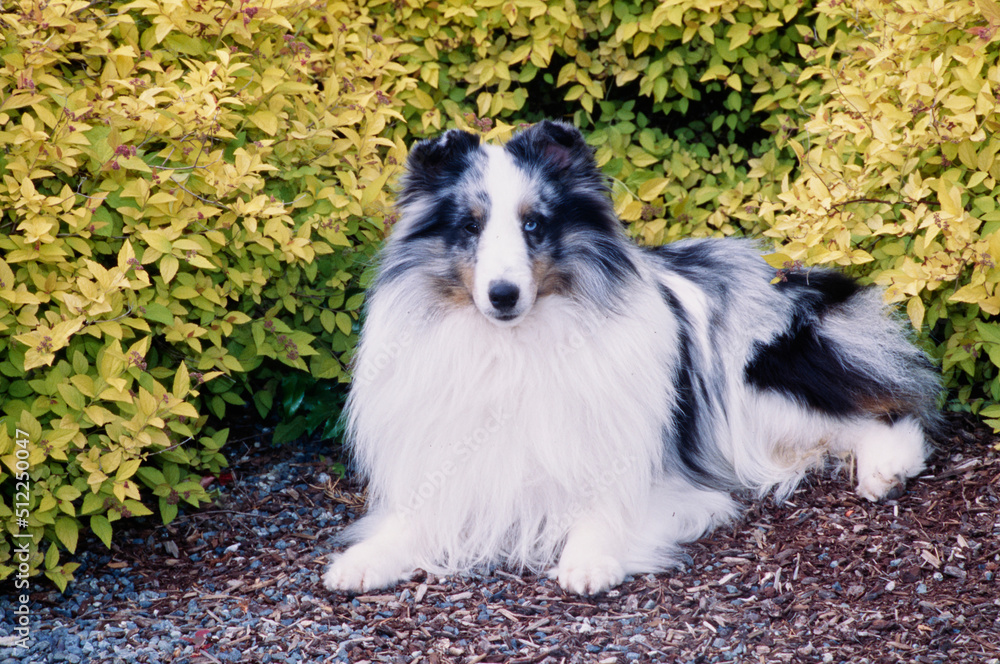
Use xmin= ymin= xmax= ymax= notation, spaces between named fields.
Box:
xmin=943 ymin=565 xmax=967 ymax=579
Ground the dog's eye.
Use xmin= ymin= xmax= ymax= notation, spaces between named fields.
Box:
xmin=463 ymin=221 xmax=481 ymax=235
xmin=523 ymin=215 xmax=542 ymax=233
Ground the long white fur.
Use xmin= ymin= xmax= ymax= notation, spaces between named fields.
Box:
xmin=335 ymin=270 xmax=715 ymax=587
xmin=323 ymin=129 xmax=934 ymax=596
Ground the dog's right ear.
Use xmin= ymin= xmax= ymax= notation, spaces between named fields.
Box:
xmin=399 ymin=130 xmax=480 ymax=208
xmin=406 ymin=129 xmax=480 ymax=172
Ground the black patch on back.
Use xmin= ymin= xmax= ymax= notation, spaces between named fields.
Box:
xmin=648 ymin=241 xmax=728 ymax=283
xmin=744 ymin=269 xmax=896 ymax=416
xmin=774 ymin=269 xmax=861 ymax=309
xmin=746 ymin=319 xmax=868 ymax=415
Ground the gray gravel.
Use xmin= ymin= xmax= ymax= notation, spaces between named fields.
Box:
xmin=1 ymin=438 xmax=356 ymax=664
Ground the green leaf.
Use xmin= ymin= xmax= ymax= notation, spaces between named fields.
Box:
xmin=45 ymin=569 xmax=71 ymax=593
xmin=72 ymin=350 xmax=89 ymax=375
xmin=55 ymin=485 xmax=82 ymax=502
xmin=143 ymin=302 xmax=174 ymax=325
xmin=57 ymin=383 xmax=86 ymax=411
xmin=45 ymin=542 xmax=60 ymax=569
xmin=274 ymin=416 xmax=308 ymax=445
xmin=55 ymin=516 xmax=79 ymax=553
xmin=335 ymin=312 xmax=353 ymax=336
xmin=254 ymin=390 xmax=274 ymax=417
xmin=91 ymin=515 xmax=113 ymax=548
xmin=159 ymin=499 xmax=178 ymax=525
xmin=975 ymin=321 xmax=1000 ymax=345
xmin=81 ymin=493 xmax=106 ymax=515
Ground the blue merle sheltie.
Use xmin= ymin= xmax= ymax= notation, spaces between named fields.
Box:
xmin=322 ymin=120 xmax=940 ymax=595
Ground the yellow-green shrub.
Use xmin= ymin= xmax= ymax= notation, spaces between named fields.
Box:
xmin=369 ymin=0 xmax=818 ymax=240
xmin=5 ymin=0 xmax=1000 ymax=587
xmin=0 ymin=0 xmax=408 ymax=585
xmin=749 ymin=0 xmax=1000 ymax=425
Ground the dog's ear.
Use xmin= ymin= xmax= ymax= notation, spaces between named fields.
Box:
xmin=508 ymin=120 xmax=598 ymax=175
xmin=406 ymin=129 xmax=480 ymax=172
xmin=533 ymin=120 xmax=591 ymax=169
xmin=399 ymin=130 xmax=480 ymax=207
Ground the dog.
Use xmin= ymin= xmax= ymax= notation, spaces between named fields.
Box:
xmin=322 ymin=120 xmax=939 ymax=595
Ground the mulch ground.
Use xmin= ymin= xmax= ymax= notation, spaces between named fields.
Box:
xmin=46 ymin=414 xmax=1000 ymax=663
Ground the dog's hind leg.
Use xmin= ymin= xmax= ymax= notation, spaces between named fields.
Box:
xmin=838 ymin=415 xmax=928 ymax=502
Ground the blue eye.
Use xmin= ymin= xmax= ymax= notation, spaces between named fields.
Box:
xmin=523 ymin=217 xmax=539 ymax=232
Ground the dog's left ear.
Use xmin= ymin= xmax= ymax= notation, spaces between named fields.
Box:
xmin=508 ymin=120 xmax=598 ymax=175
xmin=535 ymin=120 xmax=591 ymax=168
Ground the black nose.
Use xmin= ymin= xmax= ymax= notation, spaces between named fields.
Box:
xmin=488 ymin=281 xmax=520 ymax=312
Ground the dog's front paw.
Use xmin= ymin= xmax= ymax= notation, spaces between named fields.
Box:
xmin=323 ymin=546 xmax=411 ymax=593
xmin=550 ymin=554 xmax=625 ymax=595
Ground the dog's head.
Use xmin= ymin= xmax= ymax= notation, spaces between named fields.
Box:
xmin=385 ymin=121 xmax=635 ymax=325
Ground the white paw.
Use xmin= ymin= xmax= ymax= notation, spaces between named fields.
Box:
xmin=322 ymin=546 xmax=411 ymax=593
xmin=550 ymin=554 xmax=625 ymax=595
xmin=856 ymin=472 xmax=906 ymax=502
xmin=852 ymin=416 xmax=925 ymax=502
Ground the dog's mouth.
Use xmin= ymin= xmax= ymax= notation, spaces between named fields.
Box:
xmin=485 ymin=308 xmax=526 ymax=326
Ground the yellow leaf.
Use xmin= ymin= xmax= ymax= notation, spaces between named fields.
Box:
xmin=170 ymin=401 xmax=199 ymax=418
xmin=633 ymin=32 xmax=651 ymax=57
xmin=141 ymin=230 xmax=173 ymax=254
xmin=936 ymin=180 xmax=964 ymax=219
xmin=637 ymin=178 xmax=669 ymax=201
xmin=361 ymin=167 xmax=393 ymax=208
xmin=84 ymin=406 xmax=115 ymax=426
xmin=138 ymin=388 xmax=158 ymax=417
xmin=117 ymin=458 xmax=141 ymax=482
xmin=987 ymin=230 xmax=1000 ymax=263
xmin=979 ymin=0 xmax=1000 ymax=24
xmin=160 ymin=254 xmax=179 ymax=284
xmin=174 ymin=361 xmax=191 ymax=398
xmin=727 ymin=23 xmax=751 ymax=50
xmin=248 ymin=110 xmax=279 ymax=136
xmin=907 ymin=296 xmax=925 ymax=330
xmin=700 ymin=64 xmax=730 ymax=82
xmin=950 ymin=282 xmax=987 ymax=304
xmin=762 ymin=252 xmax=796 ymax=269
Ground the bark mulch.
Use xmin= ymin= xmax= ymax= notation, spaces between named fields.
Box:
xmin=26 ymin=415 xmax=1000 ymax=663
